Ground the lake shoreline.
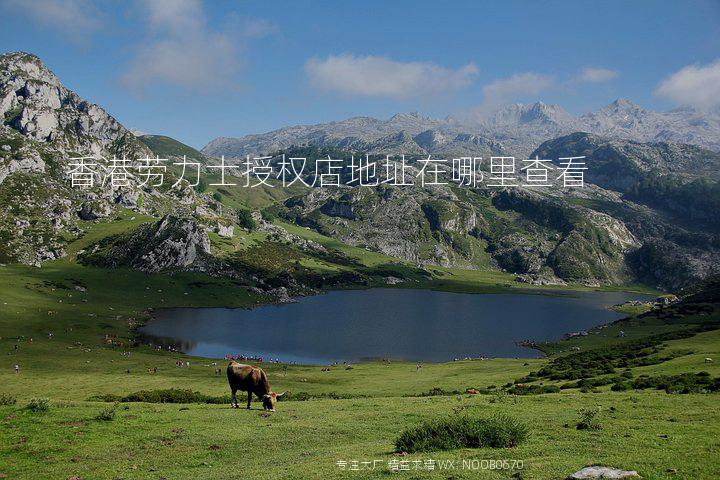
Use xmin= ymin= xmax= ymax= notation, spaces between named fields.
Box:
xmin=138 ymin=288 xmax=654 ymax=364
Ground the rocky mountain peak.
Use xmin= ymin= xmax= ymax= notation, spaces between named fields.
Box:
xmin=577 ymin=98 xmax=720 ymax=151
xmin=0 ymin=51 xmax=149 ymax=158
xmin=486 ymin=102 xmax=577 ymax=128
xmin=600 ymin=98 xmax=646 ymax=118
xmin=522 ymin=101 xmax=576 ymax=125
xmin=413 ymin=129 xmax=446 ymax=150
xmin=609 ymin=98 xmax=641 ymax=109
xmin=0 ymin=52 xmax=62 ymax=87
xmin=389 ymin=111 xmax=423 ymax=121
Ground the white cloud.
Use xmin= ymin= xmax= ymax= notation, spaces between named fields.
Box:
xmin=577 ymin=67 xmax=619 ymax=83
xmin=0 ymin=0 xmax=103 ymax=40
xmin=657 ymin=59 xmax=720 ymax=110
xmin=121 ymin=0 xmax=243 ymax=91
xmin=305 ymin=54 xmax=478 ymax=98
xmin=481 ymin=72 xmax=554 ymax=107
xmin=241 ymin=18 xmax=279 ymax=39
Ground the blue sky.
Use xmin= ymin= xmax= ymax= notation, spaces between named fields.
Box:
xmin=1 ymin=0 xmax=719 ymax=149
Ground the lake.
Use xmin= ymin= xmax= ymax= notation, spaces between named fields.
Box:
xmin=139 ymin=288 xmax=653 ymax=364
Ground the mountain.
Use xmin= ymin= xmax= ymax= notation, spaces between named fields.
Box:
xmin=203 ymin=100 xmax=720 ymax=159
xmin=1 ymin=51 xmax=719 ymax=291
xmin=203 ymin=112 xmax=456 ymax=158
xmin=0 ymin=52 xmax=212 ymax=265
xmin=0 ymin=52 xmax=422 ymax=298
xmin=532 ymin=132 xmax=720 ymax=192
xmin=478 ymin=101 xmax=580 ymax=137
xmin=531 ymin=133 xmax=720 ymax=287
xmin=0 ymin=52 xmax=149 ymax=159
xmin=581 ymin=99 xmax=720 ymax=151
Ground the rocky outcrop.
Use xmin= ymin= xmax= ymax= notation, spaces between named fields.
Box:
xmin=0 ymin=52 xmax=151 ymax=158
xmin=320 ymin=198 xmax=356 ymax=220
xmin=0 ymin=151 xmax=45 ymax=186
xmin=491 ymin=233 xmax=546 ymax=274
xmin=217 ymin=223 xmax=234 ymax=238
xmin=115 ymin=191 xmax=140 ymax=208
xmin=78 ymin=202 xmax=112 ymax=221
xmin=0 ymin=52 xmax=218 ymax=267
xmin=80 ymin=215 xmax=211 ymax=273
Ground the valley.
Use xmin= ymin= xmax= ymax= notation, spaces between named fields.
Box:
xmin=1 ymin=50 xmax=719 ymax=479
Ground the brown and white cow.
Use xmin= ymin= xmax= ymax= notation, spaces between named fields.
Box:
xmin=226 ymin=361 xmax=286 ymax=411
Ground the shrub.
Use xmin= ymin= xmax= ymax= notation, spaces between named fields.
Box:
xmin=237 ymin=209 xmax=257 ymax=231
xmin=194 ymin=178 xmax=208 ymax=193
xmin=577 ymin=377 xmax=613 ymax=388
xmin=0 ymin=393 xmax=17 ymax=406
xmin=419 ymin=387 xmax=461 ymax=397
xmin=287 ymin=391 xmax=312 ymax=401
xmin=529 ymin=328 xmax=708 ymax=383
xmin=89 ymin=389 xmax=365 ymax=404
xmin=96 ymin=403 xmax=118 ymax=421
xmin=395 ymin=415 xmax=529 ymax=453
xmin=632 ymin=373 xmax=720 ymax=394
xmin=506 ymin=384 xmax=560 ymax=395
xmin=576 ymin=407 xmax=602 ymax=430
xmin=26 ymin=397 xmax=50 ymax=412
xmin=120 ymin=389 xmax=226 ymax=404
xmin=260 ymin=210 xmax=277 ymax=222
xmin=89 ymin=389 xmax=228 ymax=404
xmin=611 ymin=382 xmax=631 ymax=391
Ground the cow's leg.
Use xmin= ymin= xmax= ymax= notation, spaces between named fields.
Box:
xmin=231 ymin=387 xmax=238 ymax=408
xmin=246 ymin=390 xmax=252 ymax=409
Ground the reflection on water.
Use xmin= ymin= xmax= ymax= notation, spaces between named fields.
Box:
xmin=139 ymin=288 xmax=652 ymax=364
xmin=141 ymin=333 xmax=197 ymax=353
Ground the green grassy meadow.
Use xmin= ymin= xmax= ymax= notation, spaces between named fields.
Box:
xmin=1 ymin=216 xmax=719 ymax=479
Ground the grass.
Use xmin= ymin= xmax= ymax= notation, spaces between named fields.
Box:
xmin=1 ymin=257 xmax=719 ymax=478
xmin=1 ymin=392 xmax=718 ymax=479
xmin=138 ymin=134 xmax=207 ymax=162
xmin=0 ymin=212 xmax=719 ymax=478
xmin=395 ymin=414 xmax=529 ymax=452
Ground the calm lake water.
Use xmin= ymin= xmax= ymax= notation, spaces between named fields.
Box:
xmin=139 ymin=288 xmax=653 ymax=364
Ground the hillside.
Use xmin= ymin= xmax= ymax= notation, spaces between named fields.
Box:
xmin=1 ymin=52 xmax=719 ymax=292
xmin=138 ymin=134 xmax=210 ymax=163
xmin=1 ymin=259 xmax=718 ymax=479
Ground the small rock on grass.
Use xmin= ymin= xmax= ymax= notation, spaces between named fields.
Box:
xmin=568 ymin=466 xmax=640 ymax=479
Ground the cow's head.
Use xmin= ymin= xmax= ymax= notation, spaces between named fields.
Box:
xmin=262 ymin=391 xmax=286 ymax=411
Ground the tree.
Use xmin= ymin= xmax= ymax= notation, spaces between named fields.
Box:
xmin=238 ymin=209 xmax=257 ymax=231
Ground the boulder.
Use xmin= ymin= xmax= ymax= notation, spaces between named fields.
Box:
xmin=78 ymin=202 xmax=111 ymax=220
xmin=567 ymin=466 xmax=640 ymax=479
xmin=217 ymin=223 xmax=234 ymax=238
xmin=115 ymin=191 xmax=140 ymax=208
